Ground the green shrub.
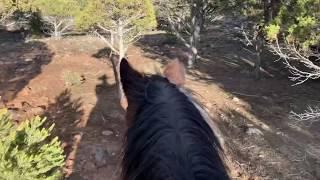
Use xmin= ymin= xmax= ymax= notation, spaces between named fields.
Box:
xmin=0 ymin=109 xmax=65 ymax=180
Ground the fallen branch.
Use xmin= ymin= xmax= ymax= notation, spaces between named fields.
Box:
xmin=290 ymin=106 xmax=320 ymax=126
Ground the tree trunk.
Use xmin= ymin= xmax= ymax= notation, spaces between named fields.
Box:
xmin=264 ymin=0 xmax=281 ymax=23
xmin=254 ymin=32 xmax=263 ymax=80
xmin=271 ymin=0 xmax=281 ymax=20
xmin=53 ymin=20 xmax=61 ymax=39
xmin=189 ymin=20 xmax=200 ymax=68
xmin=188 ymin=0 xmax=203 ymax=68
xmin=263 ymin=0 xmax=272 ymax=23
xmin=54 ymin=22 xmax=58 ymax=38
xmin=256 ymin=0 xmax=280 ymax=79
xmin=255 ymin=51 xmax=261 ymax=79
xmin=116 ymin=21 xmax=127 ymax=107
xmin=110 ymin=32 xmax=114 ymax=48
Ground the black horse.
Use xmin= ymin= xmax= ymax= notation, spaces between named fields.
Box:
xmin=120 ymin=58 xmax=229 ymax=180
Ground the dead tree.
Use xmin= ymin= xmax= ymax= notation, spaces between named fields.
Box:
xmin=42 ymin=16 xmax=74 ymax=39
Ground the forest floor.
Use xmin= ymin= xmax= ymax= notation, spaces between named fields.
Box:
xmin=0 ymin=18 xmax=319 ymax=180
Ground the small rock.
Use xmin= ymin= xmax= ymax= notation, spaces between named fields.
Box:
xmin=246 ymin=128 xmax=263 ymax=136
xmin=94 ymin=147 xmax=108 ymax=167
xmin=259 ymin=154 xmax=265 ymax=158
xmin=206 ymin=102 xmax=213 ymax=108
xmin=247 ymin=124 xmax=254 ymax=127
xmin=25 ymin=58 xmax=33 ymax=62
xmin=29 ymin=107 xmax=45 ymax=115
xmin=232 ymin=97 xmax=240 ymax=103
xmin=102 ymin=130 xmax=114 ymax=136
xmin=219 ymin=113 xmax=229 ymax=121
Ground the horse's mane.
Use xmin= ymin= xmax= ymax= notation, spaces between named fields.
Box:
xmin=122 ymin=73 xmax=229 ymax=180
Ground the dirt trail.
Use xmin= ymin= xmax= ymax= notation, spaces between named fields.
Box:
xmin=135 ymin=19 xmax=320 ymax=179
xmin=0 ymin=18 xmax=319 ymax=180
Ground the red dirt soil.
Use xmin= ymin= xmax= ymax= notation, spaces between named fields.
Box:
xmin=0 ymin=23 xmax=320 ymax=180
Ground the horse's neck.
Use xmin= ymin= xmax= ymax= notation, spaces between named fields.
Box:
xmin=178 ymin=87 xmax=226 ymax=150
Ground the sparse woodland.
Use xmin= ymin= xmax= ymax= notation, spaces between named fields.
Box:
xmin=0 ymin=0 xmax=319 ymax=179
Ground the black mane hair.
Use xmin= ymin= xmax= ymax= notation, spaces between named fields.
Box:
xmin=120 ymin=59 xmax=229 ymax=180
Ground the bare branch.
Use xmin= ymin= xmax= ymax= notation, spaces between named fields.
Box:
xmin=240 ymin=24 xmax=254 ymax=46
xmin=59 ymin=19 xmax=74 ymax=33
xmin=56 ymin=20 xmax=64 ymax=29
xmin=290 ymin=106 xmax=320 ymax=126
xmin=92 ymin=30 xmax=119 ymax=54
xmin=123 ymin=26 xmax=136 ymax=34
xmin=268 ymin=38 xmax=320 ymax=85
xmin=167 ymin=16 xmax=191 ymax=48
xmin=97 ymin=24 xmax=116 ymax=34
xmin=126 ymin=31 xmax=143 ymax=44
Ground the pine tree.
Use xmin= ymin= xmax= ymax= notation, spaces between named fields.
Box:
xmin=0 ymin=109 xmax=65 ymax=180
xmin=265 ymin=0 xmax=320 ymax=84
xmin=33 ymin=0 xmax=81 ymax=38
xmin=0 ymin=0 xmax=35 ymax=23
xmin=77 ymin=0 xmax=157 ymax=104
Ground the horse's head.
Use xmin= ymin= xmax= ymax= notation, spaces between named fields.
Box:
xmin=120 ymin=59 xmax=229 ymax=180
xmin=119 ymin=58 xmax=185 ymax=126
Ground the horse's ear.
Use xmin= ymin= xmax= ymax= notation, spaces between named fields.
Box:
xmin=164 ymin=59 xmax=186 ymax=86
xmin=120 ymin=58 xmax=144 ymax=94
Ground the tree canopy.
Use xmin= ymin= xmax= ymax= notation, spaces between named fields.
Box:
xmin=0 ymin=0 xmax=35 ymax=22
xmin=34 ymin=0 xmax=79 ymax=18
xmin=265 ymin=0 xmax=320 ymax=84
xmin=76 ymin=0 xmax=157 ymax=109
xmin=266 ymin=0 xmax=320 ymax=49
xmin=77 ymin=0 xmax=157 ymax=57
xmin=77 ymin=0 xmax=157 ymax=33
xmin=33 ymin=0 xmax=80 ymax=38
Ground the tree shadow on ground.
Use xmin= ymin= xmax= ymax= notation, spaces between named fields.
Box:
xmin=92 ymin=47 xmax=112 ymax=60
xmin=41 ymin=89 xmax=84 ymax=176
xmin=137 ymin=30 xmax=320 ymax=179
xmin=0 ymin=30 xmax=54 ymax=103
xmin=136 ymin=33 xmax=191 ymax=65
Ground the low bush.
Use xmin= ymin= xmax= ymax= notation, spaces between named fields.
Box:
xmin=0 ymin=109 xmax=65 ymax=180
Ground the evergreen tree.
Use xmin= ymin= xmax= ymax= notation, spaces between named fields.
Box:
xmin=265 ymin=0 xmax=320 ymax=84
xmin=0 ymin=109 xmax=65 ymax=180
xmin=77 ymin=0 xmax=157 ymax=104
xmin=0 ymin=0 xmax=35 ymax=23
xmin=34 ymin=0 xmax=81 ymax=38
